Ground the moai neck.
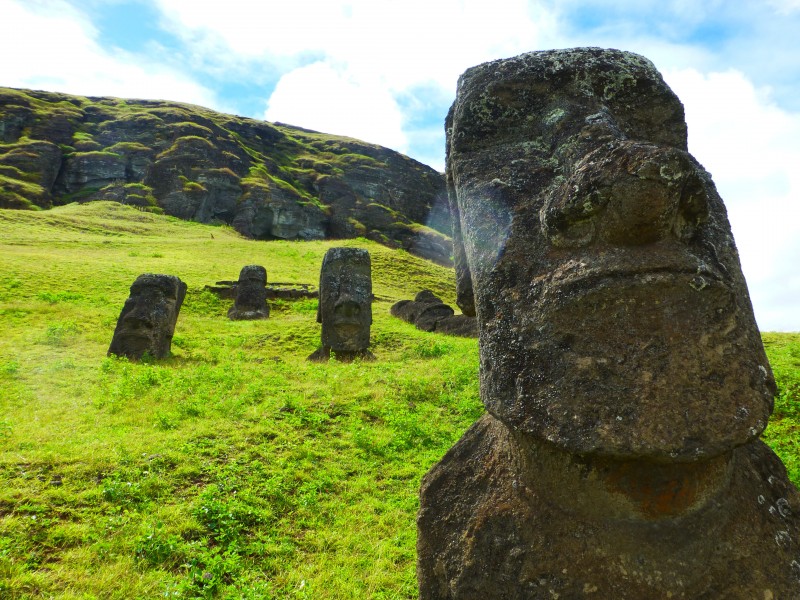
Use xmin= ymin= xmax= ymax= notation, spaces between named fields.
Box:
xmin=508 ymin=423 xmax=734 ymax=522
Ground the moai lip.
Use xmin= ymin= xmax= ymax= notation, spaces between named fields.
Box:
xmin=108 ymin=273 xmax=186 ymax=360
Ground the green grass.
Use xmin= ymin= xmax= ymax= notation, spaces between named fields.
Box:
xmin=760 ymin=332 xmax=800 ymax=483
xmin=0 ymin=202 xmax=475 ymax=598
xmin=1 ymin=201 xmax=798 ymax=598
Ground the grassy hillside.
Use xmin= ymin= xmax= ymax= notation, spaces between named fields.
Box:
xmin=0 ymin=202 xmax=798 ymax=599
xmin=0 ymin=87 xmax=451 ymax=265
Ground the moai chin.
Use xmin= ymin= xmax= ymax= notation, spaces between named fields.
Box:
xmin=417 ymin=48 xmax=800 ymax=598
xmin=308 ymin=247 xmax=374 ymax=361
xmin=228 ymin=265 xmax=270 ymax=320
xmin=108 ymin=273 xmax=186 ymax=360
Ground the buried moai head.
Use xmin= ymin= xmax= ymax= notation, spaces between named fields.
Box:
xmin=108 ymin=274 xmax=187 ymax=360
xmin=228 ymin=265 xmax=270 ymax=320
xmin=447 ymin=47 xmax=776 ymax=460
xmin=317 ymin=247 xmax=372 ymax=353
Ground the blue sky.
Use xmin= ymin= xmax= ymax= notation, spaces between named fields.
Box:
xmin=2 ymin=0 xmax=799 ymax=331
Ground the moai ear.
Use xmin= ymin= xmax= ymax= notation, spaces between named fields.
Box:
xmin=449 ymin=174 xmax=476 ymax=318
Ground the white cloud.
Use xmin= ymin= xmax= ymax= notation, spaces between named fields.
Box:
xmin=665 ymin=68 xmax=800 ymax=331
xmin=265 ymin=61 xmax=408 ymax=151
xmin=154 ymin=0 xmax=547 ymax=92
xmin=767 ymin=0 xmax=800 ymax=14
xmin=3 ymin=0 xmax=798 ymax=331
xmin=0 ymin=0 xmax=218 ymax=107
xmin=153 ymin=0 xmax=550 ymax=150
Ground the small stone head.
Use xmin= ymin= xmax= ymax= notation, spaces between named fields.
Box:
xmin=317 ymin=247 xmax=372 ymax=352
xmin=108 ymin=273 xmax=187 ymax=360
xmin=239 ymin=264 xmax=267 ymax=286
xmin=447 ymin=48 xmax=775 ymax=460
xmin=228 ymin=265 xmax=270 ymax=320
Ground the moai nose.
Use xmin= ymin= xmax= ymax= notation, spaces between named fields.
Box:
xmin=542 ymin=143 xmax=710 ymax=248
xmin=333 ymin=297 xmax=361 ymax=318
xmin=598 ymin=149 xmax=709 ymax=246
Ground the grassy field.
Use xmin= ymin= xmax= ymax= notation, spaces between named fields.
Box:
xmin=0 ymin=202 xmax=798 ymax=599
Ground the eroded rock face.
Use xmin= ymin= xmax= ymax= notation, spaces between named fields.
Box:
xmin=108 ymin=274 xmax=186 ymax=360
xmin=309 ymin=247 xmax=373 ymax=361
xmin=228 ymin=265 xmax=270 ymax=320
xmin=0 ymin=88 xmax=451 ymax=263
xmin=419 ymin=414 xmax=800 ymax=599
xmin=417 ymin=47 xmax=798 ymax=598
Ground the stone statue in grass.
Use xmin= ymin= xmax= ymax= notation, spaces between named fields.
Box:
xmin=228 ymin=265 xmax=270 ymax=320
xmin=108 ymin=273 xmax=186 ymax=360
xmin=417 ymin=47 xmax=800 ymax=598
xmin=391 ymin=290 xmax=477 ymax=337
xmin=308 ymin=247 xmax=374 ymax=361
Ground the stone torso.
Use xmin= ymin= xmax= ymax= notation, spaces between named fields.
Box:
xmin=418 ymin=414 xmax=800 ymax=599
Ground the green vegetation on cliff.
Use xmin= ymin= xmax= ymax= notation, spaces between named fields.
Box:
xmin=0 ymin=87 xmax=452 ymax=265
xmin=0 ymin=202 xmax=798 ymax=598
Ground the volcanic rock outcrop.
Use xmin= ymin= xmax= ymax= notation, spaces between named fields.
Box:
xmin=108 ymin=273 xmax=186 ymax=360
xmin=227 ymin=265 xmax=270 ymax=320
xmin=309 ymin=247 xmax=374 ymax=362
xmin=417 ymin=48 xmax=800 ymax=598
xmin=0 ymin=88 xmax=451 ymax=264
xmin=391 ymin=290 xmax=477 ymax=337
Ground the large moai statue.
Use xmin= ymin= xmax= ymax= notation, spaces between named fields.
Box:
xmin=417 ymin=48 xmax=800 ymax=598
xmin=308 ymin=247 xmax=374 ymax=361
xmin=228 ymin=265 xmax=270 ymax=320
xmin=108 ymin=273 xmax=186 ymax=360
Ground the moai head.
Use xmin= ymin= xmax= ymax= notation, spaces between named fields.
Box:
xmin=317 ymin=247 xmax=372 ymax=353
xmin=108 ymin=274 xmax=187 ymax=359
xmin=447 ymin=48 xmax=776 ymax=460
xmin=228 ymin=265 xmax=270 ymax=320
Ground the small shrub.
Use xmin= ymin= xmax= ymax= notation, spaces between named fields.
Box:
xmin=134 ymin=523 xmax=184 ymax=567
xmin=37 ymin=291 xmax=83 ymax=304
xmin=155 ymin=412 xmax=178 ymax=430
xmin=1 ymin=360 xmax=19 ymax=376
xmin=43 ymin=321 xmax=79 ymax=346
xmin=101 ymin=476 xmax=145 ymax=507
xmin=193 ymin=485 xmax=242 ymax=545
xmin=408 ymin=339 xmax=453 ymax=359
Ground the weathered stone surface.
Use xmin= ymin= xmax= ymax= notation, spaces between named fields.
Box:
xmin=232 ymin=180 xmax=327 ymax=240
xmin=108 ymin=274 xmax=186 ymax=360
xmin=418 ymin=47 xmax=796 ymax=597
xmin=414 ymin=290 xmax=443 ymax=304
xmin=0 ymin=140 xmax=62 ymax=188
xmin=412 ymin=303 xmax=455 ymax=332
xmin=390 ymin=290 xmax=477 ymax=337
xmin=419 ymin=413 xmax=800 ymax=599
xmin=429 ymin=314 xmax=477 ymax=337
xmin=228 ymin=265 xmax=270 ymax=320
xmin=56 ymin=151 xmax=127 ymax=195
xmin=391 ymin=290 xmax=444 ymax=323
xmin=447 ymin=47 xmax=773 ymax=458
xmin=0 ymin=88 xmax=451 ymax=263
xmin=309 ymin=247 xmax=373 ymax=361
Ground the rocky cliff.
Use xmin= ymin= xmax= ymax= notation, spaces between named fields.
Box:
xmin=0 ymin=87 xmax=451 ymax=264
